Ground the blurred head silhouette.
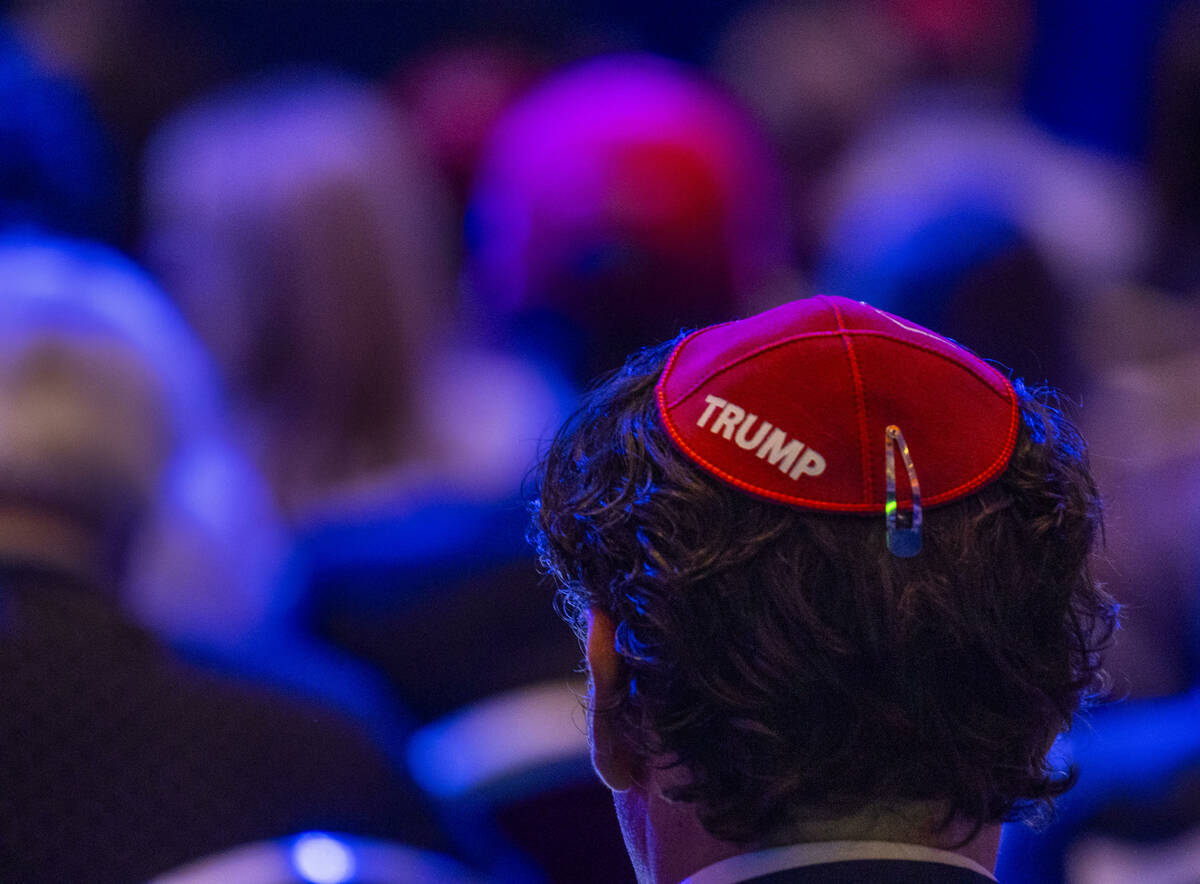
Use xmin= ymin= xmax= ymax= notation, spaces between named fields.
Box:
xmin=468 ymin=54 xmax=792 ymax=383
xmin=0 ymin=234 xmax=220 ymax=582
xmin=392 ymin=41 xmax=543 ymax=210
xmin=144 ymin=73 xmax=455 ymax=518
xmin=0 ymin=233 xmax=285 ymax=645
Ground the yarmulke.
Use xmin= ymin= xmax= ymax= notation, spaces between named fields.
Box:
xmin=655 ymin=295 xmax=1018 ymax=514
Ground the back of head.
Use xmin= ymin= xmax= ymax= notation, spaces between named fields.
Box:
xmin=532 ymin=296 xmax=1116 ymax=846
xmin=823 ymin=203 xmax=1083 ymax=395
xmin=469 ymin=54 xmax=791 ymax=379
xmin=144 ymin=73 xmax=456 ymax=513
xmin=0 ymin=235 xmax=220 ymax=573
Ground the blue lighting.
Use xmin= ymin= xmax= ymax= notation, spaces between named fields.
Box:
xmin=291 ymin=833 xmax=356 ymax=884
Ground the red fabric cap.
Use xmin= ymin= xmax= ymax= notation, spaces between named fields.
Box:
xmin=655 ymin=295 xmax=1019 ymax=512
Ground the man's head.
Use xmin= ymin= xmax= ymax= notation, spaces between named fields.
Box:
xmin=468 ymin=53 xmax=791 ymax=381
xmin=531 ymin=297 xmax=1116 ymax=877
xmin=0 ymin=235 xmax=222 ymax=582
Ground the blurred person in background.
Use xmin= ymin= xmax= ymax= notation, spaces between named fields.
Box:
xmin=712 ymin=0 xmax=1032 ymax=279
xmin=712 ymin=0 xmax=1148 ymax=298
xmin=0 ymin=12 xmax=118 ymax=241
xmin=819 ymin=200 xmax=1085 ymax=397
xmin=713 ymin=0 xmax=916 ymax=276
xmin=144 ymin=71 xmax=590 ymax=880
xmin=142 ymin=73 xmax=454 ymax=522
xmin=143 ymin=71 xmax=559 ymax=522
xmin=999 ymin=5 xmax=1200 ymax=879
xmin=968 ymin=0 xmax=1200 ymax=706
xmin=466 ymin=52 xmax=796 ymax=386
xmin=3 ymin=0 xmax=223 ymax=249
xmin=0 ymin=235 xmax=445 ymax=883
xmin=1080 ymin=0 xmax=1200 ymax=699
xmin=139 ymin=65 xmax=568 ymax=705
xmin=815 ymin=92 xmax=1150 ymax=317
xmin=0 ymin=166 xmax=396 ymax=741
xmin=0 ymin=231 xmax=288 ymax=671
xmin=391 ymin=40 xmax=545 ymax=217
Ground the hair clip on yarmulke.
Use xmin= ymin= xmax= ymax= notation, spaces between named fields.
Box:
xmin=885 ymin=425 xmax=922 ymax=557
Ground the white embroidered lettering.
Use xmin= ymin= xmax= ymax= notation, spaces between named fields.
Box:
xmin=789 ymin=447 xmax=826 ymax=479
xmin=692 ymin=394 xmax=827 ymax=481
xmin=756 ymin=428 xmax=805 ymax=474
xmin=696 ymin=395 xmax=726 ymax=429
xmin=711 ymin=403 xmax=746 ymax=440
xmin=734 ymin=414 xmax=772 ymax=450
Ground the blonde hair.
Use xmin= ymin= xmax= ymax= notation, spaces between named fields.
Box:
xmin=0 ymin=236 xmax=219 ymax=524
xmin=144 ymin=74 xmax=455 ymax=514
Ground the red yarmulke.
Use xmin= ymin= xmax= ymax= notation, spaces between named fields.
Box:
xmin=655 ymin=295 xmax=1019 ymax=513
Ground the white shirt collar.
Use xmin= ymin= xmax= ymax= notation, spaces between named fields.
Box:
xmin=681 ymin=840 xmax=998 ymax=884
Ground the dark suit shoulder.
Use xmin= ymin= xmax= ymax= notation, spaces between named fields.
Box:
xmin=0 ymin=573 xmax=435 ymax=883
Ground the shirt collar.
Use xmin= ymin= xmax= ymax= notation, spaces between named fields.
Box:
xmin=681 ymin=840 xmax=998 ymax=884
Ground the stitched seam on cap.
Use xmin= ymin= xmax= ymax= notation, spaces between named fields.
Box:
xmin=666 ymin=329 xmax=843 ymax=409
xmin=665 ymin=329 xmax=1012 ymax=411
xmin=930 ymin=386 xmax=1020 ymax=503
xmin=830 ymin=298 xmax=873 ymax=505
xmin=655 ymin=308 xmax=1021 ymax=512
xmin=655 ymin=325 xmax=705 ymax=410
xmin=660 ymin=330 xmax=1017 ymax=457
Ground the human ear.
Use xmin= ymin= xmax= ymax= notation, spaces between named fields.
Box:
xmin=585 ymin=608 xmax=635 ymax=791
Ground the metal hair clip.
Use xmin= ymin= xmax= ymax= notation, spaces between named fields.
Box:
xmin=885 ymin=425 xmax=922 ymax=557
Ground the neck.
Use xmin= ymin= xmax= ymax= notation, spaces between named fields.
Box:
xmin=614 ymin=776 xmax=742 ymax=884
xmin=765 ymin=802 xmax=1000 ymax=873
xmin=617 ymin=778 xmax=1000 ymax=884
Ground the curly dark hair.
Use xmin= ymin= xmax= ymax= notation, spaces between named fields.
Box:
xmin=531 ymin=334 xmax=1117 ymax=845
